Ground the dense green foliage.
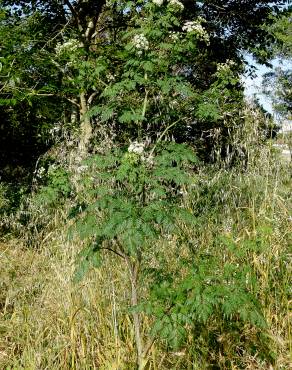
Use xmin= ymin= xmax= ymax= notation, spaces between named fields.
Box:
xmin=0 ymin=0 xmax=288 ymax=175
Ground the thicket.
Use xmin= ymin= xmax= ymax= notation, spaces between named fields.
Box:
xmin=0 ymin=0 xmax=291 ymax=369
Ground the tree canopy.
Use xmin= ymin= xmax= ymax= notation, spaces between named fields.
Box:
xmin=0 ymin=0 xmax=289 ymax=175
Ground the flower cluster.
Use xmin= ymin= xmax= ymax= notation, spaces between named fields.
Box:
xmin=217 ymin=59 xmax=236 ymax=73
xmin=132 ymin=34 xmax=149 ymax=55
xmin=153 ymin=0 xmax=164 ymax=5
xmin=169 ymin=31 xmax=180 ymax=42
xmin=182 ymin=21 xmax=198 ymax=33
xmin=153 ymin=0 xmax=184 ymax=10
xmin=127 ymin=141 xmax=155 ymax=165
xmin=168 ymin=0 xmax=184 ymax=10
xmin=133 ymin=34 xmax=149 ymax=50
xmin=106 ymin=73 xmax=116 ymax=82
xmin=128 ymin=141 xmax=145 ymax=155
xmin=36 ymin=166 xmax=46 ymax=179
xmin=182 ymin=20 xmax=210 ymax=44
xmin=55 ymin=39 xmax=80 ymax=56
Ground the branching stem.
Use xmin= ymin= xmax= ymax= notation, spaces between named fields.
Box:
xmin=150 ymin=118 xmax=182 ymax=156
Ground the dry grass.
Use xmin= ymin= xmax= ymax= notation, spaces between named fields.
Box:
xmin=0 ymin=151 xmax=291 ymax=369
xmin=0 ymin=234 xmax=138 ymax=369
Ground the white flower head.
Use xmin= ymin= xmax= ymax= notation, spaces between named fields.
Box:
xmin=128 ymin=141 xmax=145 ymax=155
xmin=36 ymin=167 xmax=46 ymax=178
xmin=107 ymin=73 xmax=116 ymax=82
xmin=182 ymin=20 xmax=210 ymax=44
xmin=169 ymin=31 xmax=180 ymax=42
xmin=132 ymin=34 xmax=149 ymax=52
xmin=55 ymin=39 xmax=81 ymax=56
xmin=168 ymin=0 xmax=184 ymax=10
xmin=153 ymin=0 xmax=164 ymax=5
xmin=217 ymin=59 xmax=236 ymax=73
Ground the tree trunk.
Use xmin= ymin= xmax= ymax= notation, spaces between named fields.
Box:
xmin=78 ymin=91 xmax=92 ymax=156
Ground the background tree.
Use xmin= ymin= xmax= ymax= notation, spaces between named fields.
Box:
xmin=262 ymin=11 xmax=291 ymax=120
xmin=0 ymin=0 xmax=288 ymax=169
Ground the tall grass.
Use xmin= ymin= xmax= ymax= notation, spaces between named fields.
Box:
xmin=0 ymin=142 xmax=291 ymax=369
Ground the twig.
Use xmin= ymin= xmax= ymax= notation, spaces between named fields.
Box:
xmin=64 ymin=0 xmax=83 ymax=32
xmin=150 ymin=118 xmax=182 ymax=156
xmin=99 ymin=246 xmax=126 ymax=259
xmin=40 ymin=19 xmax=71 ymax=51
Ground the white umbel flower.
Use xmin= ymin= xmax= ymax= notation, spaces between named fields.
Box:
xmin=36 ymin=167 xmax=45 ymax=178
xmin=132 ymin=34 xmax=149 ymax=52
xmin=153 ymin=0 xmax=164 ymax=5
xmin=182 ymin=20 xmax=210 ymax=44
xmin=128 ymin=141 xmax=145 ymax=155
xmin=55 ymin=39 xmax=80 ymax=56
xmin=217 ymin=59 xmax=236 ymax=73
xmin=169 ymin=0 xmax=184 ymax=10
xmin=182 ymin=21 xmax=203 ymax=33
xmin=169 ymin=31 xmax=180 ymax=42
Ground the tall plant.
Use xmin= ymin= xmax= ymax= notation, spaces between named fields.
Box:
xmin=68 ymin=3 xmax=266 ymax=368
xmin=72 ymin=140 xmax=197 ymax=368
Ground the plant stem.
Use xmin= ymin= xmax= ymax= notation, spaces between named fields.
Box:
xmin=149 ymin=118 xmax=181 ymax=156
xmin=131 ymin=276 xmax=143 ymax=368
xmin=125 ymin=257 xmax=144 ymax=369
